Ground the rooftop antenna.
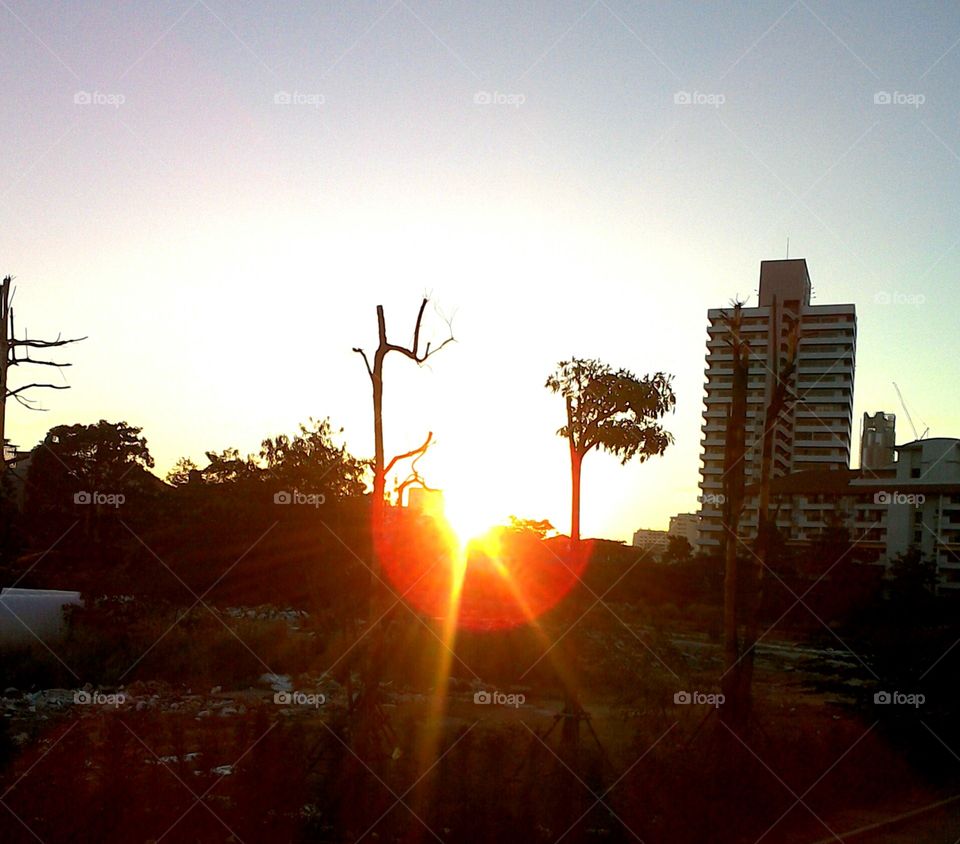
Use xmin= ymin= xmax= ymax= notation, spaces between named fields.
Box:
xmin=786 ymin=237 xmax=789 ymax=259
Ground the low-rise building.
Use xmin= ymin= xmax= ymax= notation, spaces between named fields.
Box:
xmin=745 ymin=437 xmax=960 ymax=592
xmin=879 ymin=438 xmax=960 ymax=588
xmin=632 ymin=528 xmax=669 ymax=555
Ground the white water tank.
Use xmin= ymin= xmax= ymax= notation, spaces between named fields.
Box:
xmin=0 ymin=588 xmax=83 ymax=648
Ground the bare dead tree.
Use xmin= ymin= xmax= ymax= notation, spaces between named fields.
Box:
xmin=348 ymin=300 xmax=452 ymax=756
xmin=352 ymin=297 xmax=453 ymax=548
xmin=0 ymin=275 xmax=86 ymax=472
xmin=719 ymin=296 xmax=800 ymax=729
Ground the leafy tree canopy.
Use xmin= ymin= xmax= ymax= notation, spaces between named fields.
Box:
xmin=29 ymin=420 xmax=153 ymax=491
xmin=167 ymin=418 xmax=369 ymax=501
xmin=545 ymin=358 xmax=676 ymax=464
xmin=261 ymin=417 xmax=369 ymax=499
xmin=507 ymin=515 xmax=555 ymax=539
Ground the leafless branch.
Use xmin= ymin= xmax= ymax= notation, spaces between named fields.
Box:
xmin=10 ymin=336 xmax=86 ymax=348
xmin=13 ymin=394 xmax=48 ymax=410
xmin=9 ymin=358 xmax=72 ymax=367
xmin=7 ymin=383 xmax=70 ymax=397
xmin=352 ymin=347 xmax=373 ymax=379
xmin=383 ymin=297 xmax=455 ymax=364
xmin=396 ymin=472 xmax=438 ymax=503
xmin=385 ymin=431 xmax=433 ymax=476
xmin=411 ymin=297 xmax=428 ymax=356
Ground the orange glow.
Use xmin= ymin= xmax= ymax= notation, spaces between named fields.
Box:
xmin=375 ymin=505 xmax=588 ymax=632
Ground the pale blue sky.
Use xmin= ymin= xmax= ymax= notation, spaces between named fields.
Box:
xmin=3 ymin=1 xmax=960 ymax=541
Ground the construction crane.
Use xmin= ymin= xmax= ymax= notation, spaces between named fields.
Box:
xmin=892 ymin=382 xmax=929 ymax=441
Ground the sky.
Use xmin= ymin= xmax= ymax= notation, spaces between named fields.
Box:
xmin=3 ymin=0 xmax=960 ymax=543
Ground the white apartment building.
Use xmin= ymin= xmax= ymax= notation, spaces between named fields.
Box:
xmin=875 ymin=438 xmax=960 ymax=589
xmin=632 ymin=528 xmax=669 ymax=555
xmin=668 ymin=513 xmax=700 ymax=546
xmin=746 ymin=437 xmax=960 ymax=592
xmin=697 ymin=259 xmax=856 ymax=554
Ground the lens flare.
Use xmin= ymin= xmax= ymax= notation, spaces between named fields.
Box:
xmin=374 ymin=505 xmax=588 ymax=632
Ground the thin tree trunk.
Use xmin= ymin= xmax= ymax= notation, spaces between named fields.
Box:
xmin=562 ymin=397 xmax=584 ymax=753
xmin=351 ymin=299 xmax=453 ymax=754
xmin=570 ymin=448 xmax=582 ymax=545
xmin=370 ymin=367 xmax=384 ymax=566
xmin=567 ymin=394 xmax=581 ymax=545
xmin=736 ymin=299 xmax=798 ymax=725
xmin=720 ymin=327 xmax=748 ymax=726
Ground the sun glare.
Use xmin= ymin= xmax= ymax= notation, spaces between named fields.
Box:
xmin=441 ymin=488 xmax=506 ymax=547
xmin=376 ymin=488 xmax=588 ymax=634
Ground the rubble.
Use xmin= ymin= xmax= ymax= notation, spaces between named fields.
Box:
xmin=1 ymin=672 xmax=345 ymax=726
xmin=259 ymin=673 xmax=293 ymax=692
xmin=223 ymin=606 xmax=309 ymax=629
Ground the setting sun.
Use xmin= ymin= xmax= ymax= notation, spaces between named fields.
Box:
xmin=436 ymin=487 xmax=509 ymax=547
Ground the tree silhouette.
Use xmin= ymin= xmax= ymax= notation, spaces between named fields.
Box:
xmin=662 ymin=534 xmax=693 ymax=564
xmin=194 ymin=447 xmax=262 ymax=486
xmin=0 ymin=275 xmax=85 ymax=471
xmin=737 ymin=301 xmax=799 ymax=724
xmin=545 ymin=358 xmax=675 ymax=754
xmin=25 ymin=420 xmax=155 ymax=545
xmin=352 ymin=298 xmax=453 ymax=565
xmin=507 ymin=515 xmax=555 ymax=539
xmin=28 ymin=420 xmax=153 ymax=491
xmin=545 ymin=358 xmax=675 ymax=543
xmin=718 ymin=301 xmax=749 ymax=724
xmin=260 ymin=417 xmax=369 ymax=500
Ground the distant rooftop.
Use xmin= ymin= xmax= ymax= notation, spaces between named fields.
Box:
xmin=744 ymin=464 xmax=960 ymax=496
xmin=896 ymin=437 xmax=960 ymax=451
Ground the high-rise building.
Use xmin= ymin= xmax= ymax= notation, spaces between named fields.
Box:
xmin=696 ymin=259 xmax=857 ymax=553
xmin=860 ymin=411 xmax=896 ymax=471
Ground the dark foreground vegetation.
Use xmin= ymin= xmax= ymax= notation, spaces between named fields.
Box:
xmin=1 ymin=420 xmax=959 ymax=842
